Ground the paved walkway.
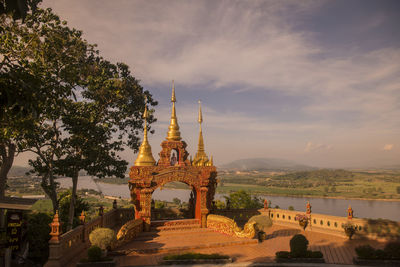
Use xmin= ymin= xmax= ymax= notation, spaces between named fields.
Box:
xmin=115 ymin=224 xmax=386 ymax=266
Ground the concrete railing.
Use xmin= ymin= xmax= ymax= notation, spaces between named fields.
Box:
xmin=45 ymin=207 xmax=135 ymax=267
xmin=262 ymin=208 xmax=400 ymax=240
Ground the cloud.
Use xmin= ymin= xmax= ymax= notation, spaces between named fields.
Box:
xmin=304 ymin=142 xmax=332 ymax=153
xmin=383 ymin=144 xmax=394 ymax=151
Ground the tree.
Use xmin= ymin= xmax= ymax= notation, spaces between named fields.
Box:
xmin=225 ymin=190 xmax=263 ymax=209
xmin=0 ymin=0 xmax=41 ymax=21
xmin=1 ymin=7 xmax=157 ymax=231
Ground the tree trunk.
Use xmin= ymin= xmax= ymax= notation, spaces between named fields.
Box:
xmin=0 ymin=141 xmax=16 ymax=228
xmin=0 ymin=142 xmax=16 ymax=198
xmin=40 ymin=173 xmax=59 ymax=214
xmin=67 ymin=171 xmax=79 ymax=231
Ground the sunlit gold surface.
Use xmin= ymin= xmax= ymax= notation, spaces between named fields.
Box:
xmin=134 ymin=103 xmax=156 ymax=166
xmin=193 ymin=100 xmax=212 ymax=166
xmin=206 ymin=214 xmax=256 ymax=238
xmin=166 ymin=80 xmax=182 ymax=141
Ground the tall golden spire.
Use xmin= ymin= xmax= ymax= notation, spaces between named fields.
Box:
xmin=193 ymin=100 xmax=210 ymax=166
xmin=166 ymin=80 xmax=182 ymax=141
xmin=134 ymin=101 xmax=156 ymax=166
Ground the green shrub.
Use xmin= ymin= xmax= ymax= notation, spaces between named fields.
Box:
xmin=275 ymin=251 xmax=290 ymax=258
xmin=89 ymin=228 xmax=116 ymax=250
xmin=374 ymin=249 xmax=386 ymax=260
xmin=27 ymin=212 xmax=52 ymax=265
xmin=384 ymin=241 xmax=400 ymax=259
xmin=355 ymin=245 xmax=376 ymax=259
xmin=289 ymin=234 xmax=309 ymax=257
xmin=87 ymin=245 xmax=102 ymax=262
xmin=248 ymin=215 xmax=273 ymax=232
xmin=309 ymin=250 xmax=323 ymax=258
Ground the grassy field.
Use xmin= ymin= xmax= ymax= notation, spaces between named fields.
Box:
xmin=217 ymin=169 xmax=400 ymax=200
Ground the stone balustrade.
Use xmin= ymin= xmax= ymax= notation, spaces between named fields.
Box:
xmin=45 ymin=207 xmax=135 ymax=267
xmin=262 ymin=208 xmax=399 ymax=240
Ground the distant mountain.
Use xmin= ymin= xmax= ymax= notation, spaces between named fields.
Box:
xmin=220 ymin=158 xmax=315 ymax=171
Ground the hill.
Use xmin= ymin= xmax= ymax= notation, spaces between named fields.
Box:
xmin=220 ymin=158 xmax=315 ymax=171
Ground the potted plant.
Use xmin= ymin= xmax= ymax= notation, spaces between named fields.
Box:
xmin=295 ymin=214 xmax=309 ymax=230
xmin=342 ymin=223 xmax=356 ymax=240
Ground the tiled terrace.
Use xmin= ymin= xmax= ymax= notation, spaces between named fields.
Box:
xmin=115 ymin=224 xmax=386 ymax=266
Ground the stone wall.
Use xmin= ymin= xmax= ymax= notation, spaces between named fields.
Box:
xmin=45 ymin=208 xmax=136 ymax=267
xmin=263 ymin=208 xmax=400 ymax=241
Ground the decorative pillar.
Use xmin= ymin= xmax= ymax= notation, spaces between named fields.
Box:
xmin=49 ymin=211 xmax=61 ymax=241
xmin=347 ymin=205 xmax=353 ymax=220
xmin=98 ymin=206 xmax=104 ymax=227
xmin=79 ymin=211 xmax=86 ymax=225
xmin=44 ymin=211 xmax=62 ymax=267
xmin=264 ymin=199 xmax=268 ymax=210
xmin=140 ymin=189 xmax=153 ymax=231
xmin=200 ymin=186 xmax=209 ymax=228
xmin=113 ymin=199 xmax=117 ymax=209
xmin=306 ymin=201 xmax=311 ymax=215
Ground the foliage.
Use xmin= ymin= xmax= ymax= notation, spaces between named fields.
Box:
xmin=355 ymin=245 xmax=381 ymax=260
xmin=1 ymin=5 xmax=156 ymax=231
xmin=289 ymin=234 xmax=309 ymax=257
xmin=307 ymin=250 xmax=323 ymax=258
xmin=172 ymin=197 xmax=181 ymax=206
xmin=215 ymin=200 xmax=226 ymax=209
xmin=248 ymin=215 xmax=273 ymax=232
xmin=89 ymin=228 xmax=116 ymax=250
xmin=225 ymin=190 xmax=263 ymax=209
xmin=288 ymin=205 xmax=294 ymax=211
xmin=342 ymin=223 xmax=357 ymax=240
xmin=26 ymin=212 xmax=52 ymax=265
xmin=275 ymin=251 xmax=291 ymax=258
xmin=384 ymin=241 xmax=400 ymax=259
xmin=87 ymin=245 xmax=102 ymax=262
xmin=355 ymin=242 xmax=400 ymax=260
xmin=0 ymin=0 xmax=41 ymax=20
xmin=295 ymin=214 xmax=309 ymax=230
xmin=275 ymin=250 xmax=323 ymax=259
xmin=164 ymin=253 xmax=229 ymax=260
xmin=154 ymin=200 xmax=166 ymax=209
xmin=58 ymin=190 xmax=89 ymax=232
xmin=397 ymin=186 xmax=400 ymax=194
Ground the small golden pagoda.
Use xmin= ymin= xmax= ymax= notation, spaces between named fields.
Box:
xmin=134 ymin=101 xmax=156 ymax=166
xmin=192 ymin=100 xmax=212 ymax=166
xmin=166 ymin=80 xmax=181 ymax=141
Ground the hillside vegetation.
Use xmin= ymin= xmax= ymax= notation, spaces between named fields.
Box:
xmin=217 ymin=169 xmax=400 ymax=199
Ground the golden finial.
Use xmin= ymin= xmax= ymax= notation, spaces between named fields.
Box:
xmin=166 ymin=80 xmax=181 ymax=141
xmin=198 ymin=100 xmax=203 ymax=124
xmin=134 ymin=100 xmax=156 ymax=166
xmin=193 ymin=100 xmax=209 ymax=166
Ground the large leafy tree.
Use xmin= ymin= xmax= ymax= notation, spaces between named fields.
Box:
xmin=1 ymin=7 xmax=157 ymax=230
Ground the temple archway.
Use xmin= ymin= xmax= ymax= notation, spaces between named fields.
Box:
xmin=129 ymin=82 xmax=217 ymax=231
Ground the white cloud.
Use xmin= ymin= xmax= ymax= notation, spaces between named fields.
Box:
xmin=304 ymin=142 xmax=332 ymax=153
xmin=383 ymin=144 xmax=394 ymax=151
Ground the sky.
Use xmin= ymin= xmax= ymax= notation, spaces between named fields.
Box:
xmin=16 ymin=0 xmax=400 ymax=168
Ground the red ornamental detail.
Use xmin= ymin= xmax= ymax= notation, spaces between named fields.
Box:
xmin=129 ymin=139 xmax=217 ymax=229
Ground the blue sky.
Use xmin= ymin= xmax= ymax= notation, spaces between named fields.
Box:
xmin=17 ymin=0 xmax=400 ymax=168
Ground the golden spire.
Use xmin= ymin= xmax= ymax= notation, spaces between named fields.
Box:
xmin=134 ymin=101 xmax=156 ymax=166
xmin=193 ymin=100 xmax=210 ymax=166
xmin=166 ymin=80 xmax=182 ymax=141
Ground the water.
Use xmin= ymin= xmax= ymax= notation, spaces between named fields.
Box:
xmin=57 ymin=176 xmax=400 ymax=221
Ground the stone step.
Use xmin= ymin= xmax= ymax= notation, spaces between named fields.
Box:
xmin=150 ymin=219 xmax=200 ymax=227
xmin=150 ymin=223 xmax=201 ymax=232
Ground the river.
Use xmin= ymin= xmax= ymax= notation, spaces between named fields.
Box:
xmin=57 ymin=176 xmax=400 ymax=221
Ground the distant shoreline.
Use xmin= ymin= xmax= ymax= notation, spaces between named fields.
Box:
xmin=245 ymin=192 xmax=400 ymax=202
